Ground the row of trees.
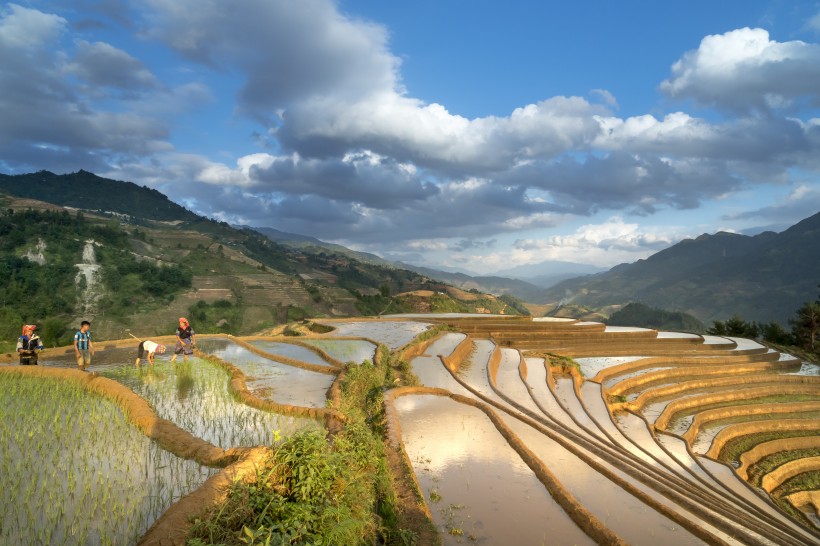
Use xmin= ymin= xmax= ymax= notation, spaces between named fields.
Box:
xmin=707 ymin=286 xmax=820 ymax=353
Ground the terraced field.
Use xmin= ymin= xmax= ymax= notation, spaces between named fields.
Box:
xmin=385 ymin=315 xmax=820 ymax=544
xmin=1 ymin=315 xmax=817 ymax=544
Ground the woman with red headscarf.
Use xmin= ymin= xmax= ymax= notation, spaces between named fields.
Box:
xmin=17 ymin=324 xmax=43 ymax=365
xmin=171 ymin=317 xmax=196 ymax=363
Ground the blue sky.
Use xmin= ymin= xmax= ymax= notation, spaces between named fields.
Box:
xmin=1 ymin=1 xmax=820 ymax=274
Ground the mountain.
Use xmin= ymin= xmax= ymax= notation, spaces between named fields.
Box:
xmin=542 ymin=212 xmax=820 ymax=324
xmin=250 ymin=226 xmax=393 ymax=267
xmin=399 ymin=263 xmax=547 ymax=302
xmin=491 ymin=259 xmax=606 ymax=288
xmin=0 ymin=171 xmax=524 ymax=347
xmin=0 ymin=170 xmax=198 ymax=222
xmin=605 ymin=303 xmax=706 ymax=333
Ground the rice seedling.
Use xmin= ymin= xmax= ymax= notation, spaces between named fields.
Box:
xmin=0 ymin=374 xmax=217 ymax=545
xmin=101 ymin=358 xmax=319 ymax=448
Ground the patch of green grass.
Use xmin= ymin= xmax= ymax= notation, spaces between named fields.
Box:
xmin=748 ymin=448 xmax=820 ymax=486
xmin=719 ymin=430 xmax=820 ymax=464
xmin=773 ymin=470 xmax=820 ymax=497
xmin=187 ymin=343 xmax=418 ymax=545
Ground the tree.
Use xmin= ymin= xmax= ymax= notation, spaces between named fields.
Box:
xmin=758 ymin=321 xmax=793 ymax=345
xmin=707 ymin=320 xmax=727 ymax=336
xmin=790 ymin=301 xmax=820 ymax=352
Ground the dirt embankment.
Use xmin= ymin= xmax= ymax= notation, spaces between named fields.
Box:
xmin=137 ymin=447 xmax=270 ymax=546
xmin=196 ymin=351 xmax=345 ymax=433
xmin=654 ymin=384 xmax=820 ymax=431
xmin=739 ymin=436 xmax=820 ymax=478
xmin=761 ymin=456 xmax=820 ymax=493
xmin=225 ymin=336 xmax=341 ymax=373
xmin=682 ymin=402 xmax=820 ymax=444
xmin=707 ymin=419 xmax=820 ymax=459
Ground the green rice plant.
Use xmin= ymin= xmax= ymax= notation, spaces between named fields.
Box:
xmin=102 ymin=358 xmax=319 ymax=448
xmin=0 ymin=374 xmax=216 ymax=545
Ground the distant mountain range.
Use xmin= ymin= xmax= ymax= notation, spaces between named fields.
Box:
xmin=542 ymin=211 xmax=820 ymax=324
xmin=5 ymin=170 xmax=816 ymax=326
xmin=490 ymin=260 xmax=606 ymax=288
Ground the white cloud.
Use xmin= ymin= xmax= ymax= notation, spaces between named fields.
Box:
xmin=511 ymin=217 xmax=689 ymax=265
xmin=0 ymin=4 xmax=65 ymax=49
xmin=661 ymin=28 xmax=820 ymax=111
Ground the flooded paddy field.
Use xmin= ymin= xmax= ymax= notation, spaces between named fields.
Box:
xmin=101 ymin=359 xmax=319 ymax=448
xmin=300 ymin=338 xmax=377 ymax=364
xmin=316 ymin=319 xmax=432 ymax=349
xmin=0 ymin=372 xmax=216 ymax=545
xmin=395 ymin=394 xmax=595 ymax=545
xmin=388 ymin=315 xmax=820 ymax=544
xmin=198 ymin=338 xmax=335 ymax=407
xmin=3 ymin=315 xmax=818 ymax=545
xmin=245 ymin=339 xmax=334 ymax=367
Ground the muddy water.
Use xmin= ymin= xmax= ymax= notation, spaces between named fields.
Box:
xmin=394 ymin=394 xmax=595 ymax=545
xmin=601 ymin=366 xmax=675 ymax=390
xmin=455 ymin=340 xmax=511 ymax=407
xmin=553 ymin=377 xmax=603 ymax=437
xmin=696 ymin=457 xmax=814 ymax=540
xmin=656 ymin=433 xmax=728 ymax=492
xmin=246 ymin=340 xmax=333 ymax=366
xmin=579 ymin=382 xmax=660 ymax=466
xmin=499 ymin=413 xmax=709 ymax=545
xmin=521 ymin=357 xmax=576 ymax=429
xmin=38 ymin=345 xmax=144 ymax=372
xmin=300 ymin=338 xmax=376 ymax=364
xmin=574 ymin=355 xmax=647 ymax=378
xmin=318 ymin=320 xmax=431 ymax=349
xmin=102 ymin=359 xmax=318 ymax=449
xmin=409 ymin=334 xmax=473 ymax=396
xmin=492 ymin=349 xmax=543 ymax=415
xmin=198 ymin=338 xmax=334 ymax=407
xmin=790 ymin=361 xmax=820 ymax=376
xmin=612 ymin=411 xmax=694 ymax=479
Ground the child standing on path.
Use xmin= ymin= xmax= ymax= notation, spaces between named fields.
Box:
xmin=17 ymin=324 xmax=43 ymax=365
xmin=171 ymin=317 xmax=196 ymax=363
xmin=73 ymin=320 xmax=94 ymax=371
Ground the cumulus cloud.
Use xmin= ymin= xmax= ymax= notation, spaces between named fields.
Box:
xmin=68 ymin=41 xmax=159 ymax=92
xmin=3 ymin=0 xmax=820 ymax=257
xmin=511 ymin=217 xmax=690 ymax=265
xmin=661 ymin=28 xmax=820 ymax=111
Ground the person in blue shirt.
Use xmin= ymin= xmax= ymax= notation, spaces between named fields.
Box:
xmin=17 ymin=324 xmax=43 ymax=365
xmin=73 ymin=320 xmax=95 ymax=371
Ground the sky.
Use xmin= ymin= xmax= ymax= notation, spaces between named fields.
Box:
xmin=1 ymin=1 xmax=820 ymax=275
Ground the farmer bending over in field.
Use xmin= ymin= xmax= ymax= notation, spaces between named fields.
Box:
xmin=171 ymin=317 xmax=195 ymax=363
xmin=135 ymin=339 xmax=166 ymax=367
xmin=73 ymin=320 xmax=94 ymax=370
xmin=17 ymin=324 xmax=43 ymax=365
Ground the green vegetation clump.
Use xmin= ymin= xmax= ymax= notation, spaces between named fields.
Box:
xmin=0 ymin=208 xmax=192 ymax=343
xmin=188 ymin=346 xmax=416 ymax=545
xmin=498 ymin=294 xmax=531 ymax=316
xmin=188 ymin=300 xmax=243 ymax=335
xmin=719 ymin=430 xmax=820 ymax=464
xmin=606 ymin=302 xmax=705 ymax=333
xmin=747 ymin=448 xmax=820 ymax=486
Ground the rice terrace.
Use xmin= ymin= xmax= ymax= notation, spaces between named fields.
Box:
xmin=1 ymin=315 xmax=818 ymax=545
